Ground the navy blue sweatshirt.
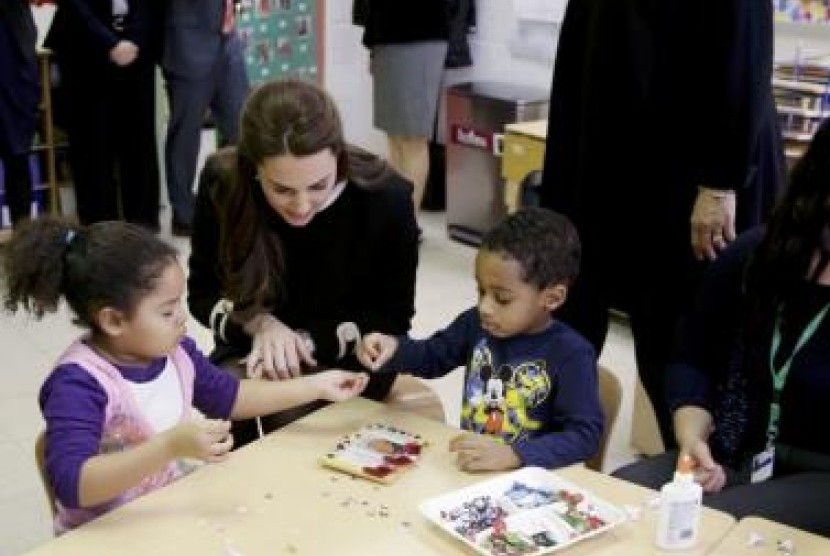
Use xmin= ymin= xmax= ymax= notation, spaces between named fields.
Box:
xmin=382 ymin=308 xmax=603 ymax=469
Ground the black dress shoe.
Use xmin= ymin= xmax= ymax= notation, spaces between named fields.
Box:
xmin=171 ymin=220 xmax=193 ymax=237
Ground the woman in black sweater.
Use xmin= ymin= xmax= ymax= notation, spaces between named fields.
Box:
xmin=188 ymin=79 xmax=443 ymax=443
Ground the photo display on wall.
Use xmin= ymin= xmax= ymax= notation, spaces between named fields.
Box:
xmin=775 ymin=1 xmax=830 ymax=24
xmin=236 ymin=0 xmax=322 ymax=85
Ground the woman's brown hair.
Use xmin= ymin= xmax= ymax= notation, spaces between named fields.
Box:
xmin=216 ymin=79 xmax=354 ymax=321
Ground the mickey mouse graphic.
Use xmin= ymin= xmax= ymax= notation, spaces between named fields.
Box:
xmin=482 ymin=363 xmax=506 ymax=435
xmin=463 ymin=341 xmax=552 ymax=442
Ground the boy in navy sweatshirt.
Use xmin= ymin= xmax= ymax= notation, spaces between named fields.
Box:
xmin=358 ymin=207 xmax=603 ymax=472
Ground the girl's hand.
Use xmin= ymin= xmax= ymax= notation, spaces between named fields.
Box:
xmin=448 ymin=433 xmax=521 ymax=472
xmin=245 ymin=314 xmax=316 ymax=379
xmin=167 ymin=418 xmax=233 ymax=463
xmin=357 ymin=333 xmax=398 ymax=371
xmin=307 ymin=370 xmax=368 ymax=402
xmin=682 ymin=439 xmax=727 ymax=493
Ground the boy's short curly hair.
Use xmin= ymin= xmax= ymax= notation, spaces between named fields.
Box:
xmin=481 ymin=207 xmax=581 ymax=289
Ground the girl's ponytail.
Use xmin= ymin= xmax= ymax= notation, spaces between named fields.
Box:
xmin=4 ymin=217 xmax=80 ymax=318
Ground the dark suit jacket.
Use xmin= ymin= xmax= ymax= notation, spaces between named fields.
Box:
xmin=45 ymin=0 xmax=152 ymax=65
xmin=161 ymin=0 xmax=227 ymax=79
xmin=0 ymin=0 xmax=39 ymax=155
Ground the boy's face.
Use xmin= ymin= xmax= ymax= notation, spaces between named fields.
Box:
xmin=475 ymin=250 xmax=565 ymax=338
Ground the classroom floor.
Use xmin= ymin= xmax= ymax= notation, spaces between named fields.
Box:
xmin=0 ymin=210 xmax=640 ymax=555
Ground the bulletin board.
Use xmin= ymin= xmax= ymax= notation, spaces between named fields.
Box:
xmin=775 ymin=0 xmax=830 ymax=24
xmin=236 ymin=0 xmax=325 ymax=86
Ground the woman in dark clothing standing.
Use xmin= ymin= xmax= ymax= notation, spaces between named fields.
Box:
xmin=539 ymin=0 xmax=785 ymax=449
xmin=45 ymin=0 xmax=160 ymax=228
xmin=188 ymin=79 xmax=444 ymax=445
xmin=0 ymin=0 xmax=39 ymax=227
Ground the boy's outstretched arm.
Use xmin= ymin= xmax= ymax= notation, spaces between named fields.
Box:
xmin=359 ymin=309 xmax=478 ymax=379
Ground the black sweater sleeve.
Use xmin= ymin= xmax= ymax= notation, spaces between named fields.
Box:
xmin=301 ymin=176 xmax=419 ymax=365
xmin=667 ymin=227 xmax=764 ymax=411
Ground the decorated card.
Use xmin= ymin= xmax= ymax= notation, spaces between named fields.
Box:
xmin=420 ymin=467 xmax=627 ymax=556
xmin=319 ymin=423 xmax=428 ymax=484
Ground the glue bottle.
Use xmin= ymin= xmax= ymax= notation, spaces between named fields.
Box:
xmin=655 ymin=454 xmax=702 ymax=550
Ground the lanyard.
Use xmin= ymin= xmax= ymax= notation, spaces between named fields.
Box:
xmin=767 ymin=302 xmax=830 ymax=446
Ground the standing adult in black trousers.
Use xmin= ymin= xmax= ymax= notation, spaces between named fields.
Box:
xmin=539 ymin=0 xmax=785 ymax=448
xmin=45 ymin=0 xmax=160 ymax=228
xmin=0 ymin=0 xmax=39 ymax=227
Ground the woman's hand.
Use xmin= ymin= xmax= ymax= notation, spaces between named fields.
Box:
xmin=682 ymin=439 xmax=727 ymax=493
xmin=673 ymin=406 xmax=724 ymax=491
xmin=307 ymin=370 xmax=369 ymax=402
xmin=448 ymin=433 xmax=521 ymax=472
xmin=691 ymin=186 xmax=736 ymax=261
xmin=244 ymin=314 xmax=316 ymax=379
xmin=166 ymin=417 xmax=233 ymax=463
xmin=357 ymin=333 xmax=398 ymax=371
xmin=109 ymin=40 xmax=139 ymax=66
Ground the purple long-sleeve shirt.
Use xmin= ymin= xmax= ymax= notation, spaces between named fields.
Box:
xmin=39 ymin=336 xmax=239 ymax=509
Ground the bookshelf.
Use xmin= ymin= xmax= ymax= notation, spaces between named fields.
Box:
xmin=773 ymin=56 xmax=830 ymax=163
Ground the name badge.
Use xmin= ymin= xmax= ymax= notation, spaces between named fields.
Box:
xmin=751 ymin=446 xmax=775 ymax=483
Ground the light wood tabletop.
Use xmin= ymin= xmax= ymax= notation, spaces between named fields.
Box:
xmin=707 ymin=516 xmax=829 ymax=555
xmin=23 ymin=398 xmax=735 ymax=556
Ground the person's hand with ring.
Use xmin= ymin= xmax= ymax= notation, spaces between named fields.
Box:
xmin=691 ymin=186 xmax=736 ymax=261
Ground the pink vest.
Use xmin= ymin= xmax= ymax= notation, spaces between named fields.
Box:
xmin=51 ymin=341 xmax=195 ymax=534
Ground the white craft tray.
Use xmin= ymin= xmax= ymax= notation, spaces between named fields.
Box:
xmin=419 ymin=467 xmax=627 ymax=556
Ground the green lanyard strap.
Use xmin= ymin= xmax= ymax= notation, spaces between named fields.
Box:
xmin=767 ymin=302 xmax=830 ymax=446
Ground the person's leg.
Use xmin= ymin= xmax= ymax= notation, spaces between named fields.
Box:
xmin=703 ymin=473 xmax=830 ymax=536
xmin=3 ymin=152 xmax=33 ymax=226
xmin=387 ymin=135 xmax=429 ymax=210
xmin=164 ymin=73 xmax=213 ymax=228
xmin=115 ymin=61 xmax=160 ymax=229
xmin=612 ymin=451 xmax=679 ymax=490
xmin=209 ymin=35 xmax=249 ymax=147
xmin=59 ymin=57 xmax=117 ymax=224
xmin=627 ymin=286 xmax=683 ymax=451
xmin=371 ymin=42 xmax=445 ymax=215
xmin=555 ymin=254 xmax=611 ymax=354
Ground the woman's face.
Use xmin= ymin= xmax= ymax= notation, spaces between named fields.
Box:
xmin=257 ymin=149 xmax=338 ymax=227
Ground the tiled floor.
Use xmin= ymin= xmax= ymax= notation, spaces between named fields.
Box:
xmin=0 ymin=210 xmax=639 ymax=555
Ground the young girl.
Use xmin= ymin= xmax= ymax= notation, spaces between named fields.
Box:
xmin=3 ymin=217 xmax=367 ymax=533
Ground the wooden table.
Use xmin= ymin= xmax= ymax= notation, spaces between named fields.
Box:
xmin=501 ymin=119 xmax=547 ymax=213
xmin=708 ymin=516 xmax=830 ymax=555
xmin=23 ymin=399 xmax=734 ymax=555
